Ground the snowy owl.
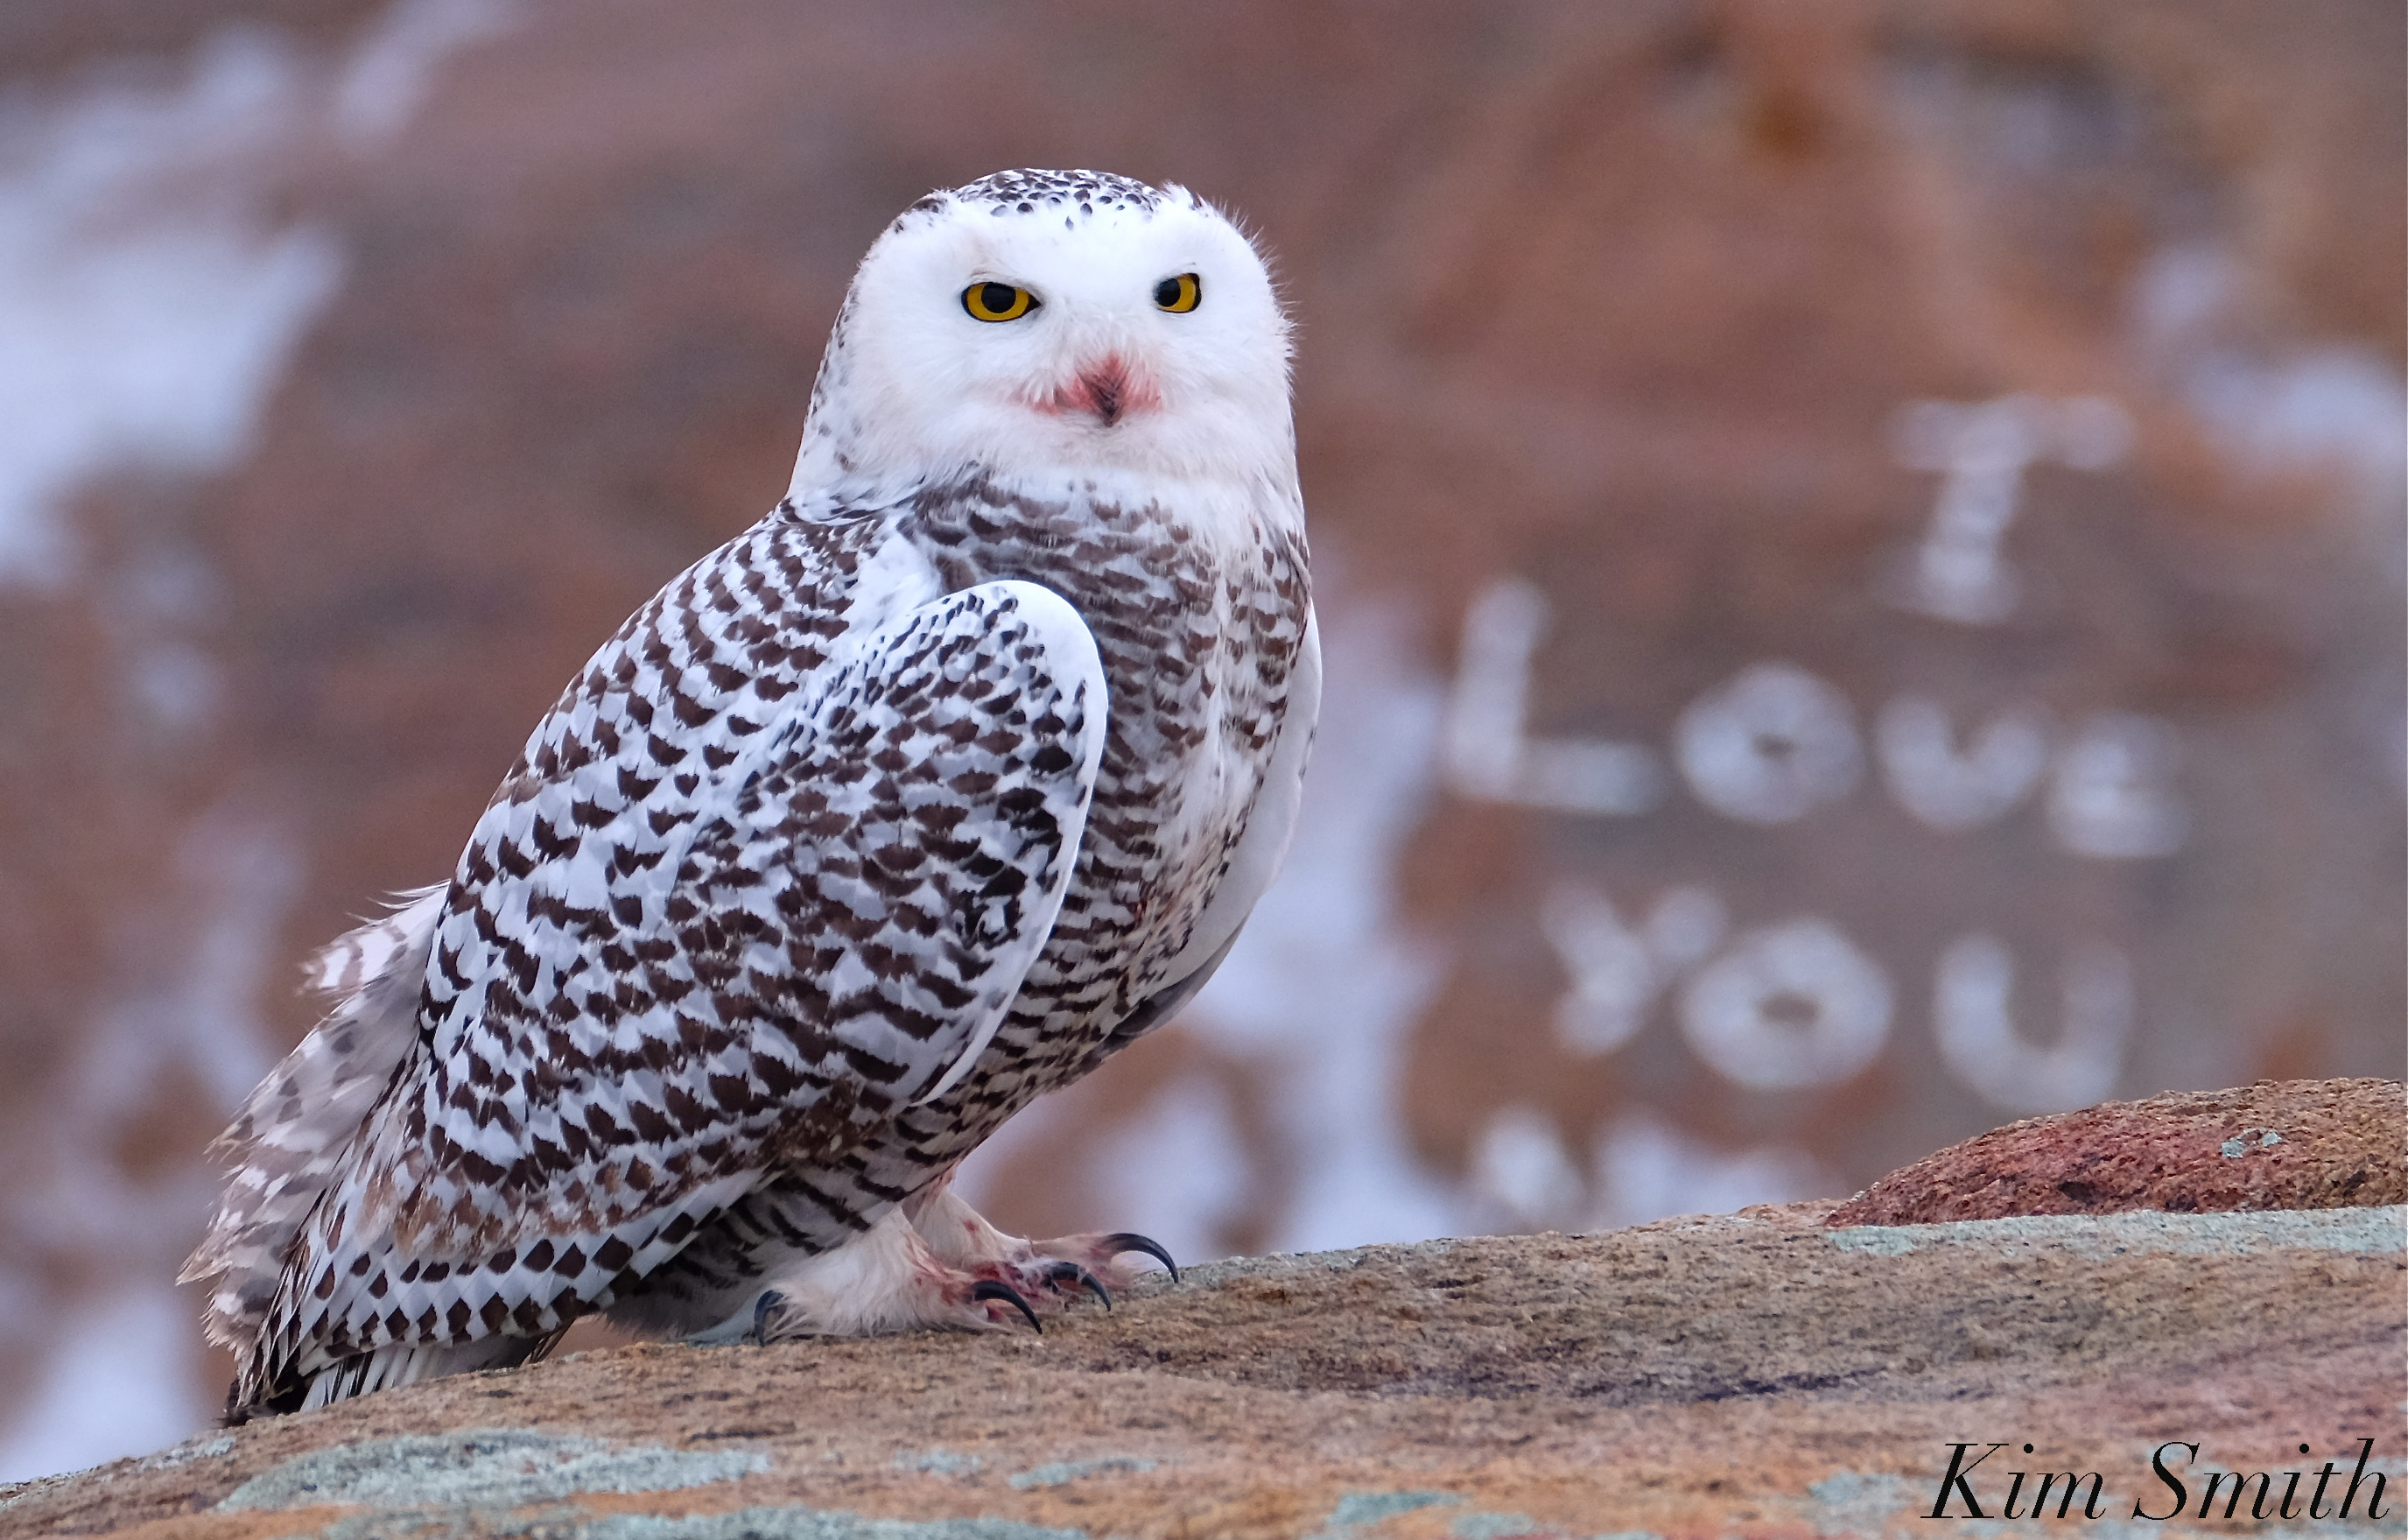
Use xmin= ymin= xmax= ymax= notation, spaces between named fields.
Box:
xmin=183 ymin=169 xmax=1316 ymax=1417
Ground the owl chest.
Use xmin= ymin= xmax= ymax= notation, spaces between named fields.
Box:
xmin=1006 ymin=570 xmax=1298 ymax=996
xmin=902 ymin=493 xmax=1304 ymax=982
xmin=1071 ymin=600 xmax=1270 ymax=947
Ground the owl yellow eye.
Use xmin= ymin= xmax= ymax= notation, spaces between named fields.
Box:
xmin=1153 ymin=273 xmax=1201 ymax=313
xmin=962 ymin=282 xmax=1037 ymax=322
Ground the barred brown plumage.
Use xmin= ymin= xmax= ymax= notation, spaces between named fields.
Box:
xmin=183 ymin=170 xmax=1316 ymax=1417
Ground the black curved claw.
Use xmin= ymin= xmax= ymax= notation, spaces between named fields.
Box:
xmin=1047 ymin=1260 xmax=1113 ymax=1311
xmin=1102 ymin=1231 xmax=1180 ymax=1283
xmin=972 ymin=1279 xmax=1043 ymax=1334
xmin=750 ymin=1290 xmax=786 ymax=1347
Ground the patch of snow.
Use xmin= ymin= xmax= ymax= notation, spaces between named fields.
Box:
xmin=1082 ymin=1073 xmax=1254 ymax=1269
xmin=74 ymin=812 xmax=300 ymax=1134
xmin=0 ymin=1283 xmax=209 ymax=1484
xmin=0 ymin=0 xmax=524 ymax=588
xmin=2133 ymin=243 xmax=2408 ymax=532
xmin=0 ymin=29 xmax=341 ymax=587
xmin=0 ymin=817 xmax=300 ymax=1481
xmin=1184 ymin=591 xmax=1465 ymax=1252
xmin=335 ymin=0 xmax=522 ymax=145
xmin=1469 ymin=1107 xmax=1588 ymax=1232
xmin=1588 ymin=1108 xmax=1834 ymax=1231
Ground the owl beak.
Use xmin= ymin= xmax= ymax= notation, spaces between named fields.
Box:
xmin=1043 ymin=355 xmax=1161 ymax=427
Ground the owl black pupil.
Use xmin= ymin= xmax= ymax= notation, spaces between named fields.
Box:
xmin=979 ymin=284 xmax=1016 ymax=313
xmin=1155 ymin=278 xmax=1182 ymax=307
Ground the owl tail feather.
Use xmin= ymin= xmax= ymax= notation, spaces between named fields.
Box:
xmin=228 ymin=1332 xmax=552 ymax=1424
xmin=181 ymin=884 xmax=451 ymax=1355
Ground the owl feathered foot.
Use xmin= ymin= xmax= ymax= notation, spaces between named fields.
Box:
xmin=731 ymin=1205 xmax=1052 ymax=1345
xmin=905 ymin=1179 xmax=1179 ymax=1310
xmin=968 ymin=1233 xmax=1178 ymax=1312
xmin=751 ymin=1276 xmax=1040 ymax=1344
xmin=729 ymin=1181 xmax=1182 ymax=1347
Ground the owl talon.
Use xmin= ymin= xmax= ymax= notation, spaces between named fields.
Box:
xmin=750 ymin=1290 xmax=786 ymax=1346
xmin=1102 ymin=1231 xmax=1180 ymax=1283
xmin=1045 ymin=1261 xmax=1113 ymax=1310
xmin=972 ymin=1279 xmax=1043 ymax=1333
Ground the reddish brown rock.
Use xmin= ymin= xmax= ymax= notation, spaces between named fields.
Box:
xmin=1828 ymin=1076 xmax=2406 ymax=1226
xmin=4 ymin=1198 xmax=2399 ymax=1538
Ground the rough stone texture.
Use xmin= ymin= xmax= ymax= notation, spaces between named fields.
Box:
xmin=3 ymin=1199 xmax=2400 ymax=1537
xmin=1828 ymin=1076 xmax=2407 ymax=1225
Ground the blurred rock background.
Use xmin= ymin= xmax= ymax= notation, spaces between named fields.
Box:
xmin=0 ymin=0 xmax=2397 ymax=1480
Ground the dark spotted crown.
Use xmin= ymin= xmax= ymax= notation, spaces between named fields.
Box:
xmin=898 ymin=169 xmax=1172 ymax=229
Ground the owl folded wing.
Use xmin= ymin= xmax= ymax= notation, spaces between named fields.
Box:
xmin=223 ymin=578 xmax=1107 ymax=1410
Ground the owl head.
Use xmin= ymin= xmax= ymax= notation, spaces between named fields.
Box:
xmin=790 ymin=170 xmax=1295 ymax=496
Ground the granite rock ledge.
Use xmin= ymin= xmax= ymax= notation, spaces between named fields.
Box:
xmin=4 ymin=1079 xmax=2399 ymax=1540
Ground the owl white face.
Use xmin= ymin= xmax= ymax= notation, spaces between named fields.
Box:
xmin=791 ymin=173 xmax=1295 ymax=494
